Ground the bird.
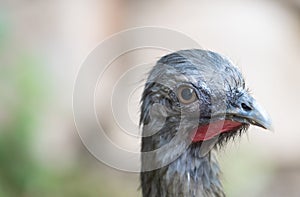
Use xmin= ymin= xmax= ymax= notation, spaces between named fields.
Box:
xmin=139 ymin=49 xmax=272 ymax=197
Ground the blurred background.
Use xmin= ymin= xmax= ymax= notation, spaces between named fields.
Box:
xmin=1 ymin=0 xmax=300 ymax=196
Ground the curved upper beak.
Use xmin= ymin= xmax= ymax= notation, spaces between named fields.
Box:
xmin=227 ymin=93 xmax=273 ymax=131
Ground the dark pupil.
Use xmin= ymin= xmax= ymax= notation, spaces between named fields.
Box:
xmin=181 ymin=88 xmax=193 ymax=100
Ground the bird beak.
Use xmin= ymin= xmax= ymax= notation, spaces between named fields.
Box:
xmin=227 ymin=93 xmax=273 ymax=131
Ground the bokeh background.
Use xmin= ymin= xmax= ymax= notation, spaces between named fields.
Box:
xmin=1 ymin=0 xmax=300 ymax=196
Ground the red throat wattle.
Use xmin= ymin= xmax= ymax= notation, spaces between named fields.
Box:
xmin=192 ymin=120 xmax=243 ymax=142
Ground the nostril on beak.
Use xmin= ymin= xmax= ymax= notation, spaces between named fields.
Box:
xmin=241 ymin=103 xmax=252 ymax=111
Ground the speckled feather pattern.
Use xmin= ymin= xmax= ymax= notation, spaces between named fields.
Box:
xmin=141 ymin=147 xmax=225 ymax=197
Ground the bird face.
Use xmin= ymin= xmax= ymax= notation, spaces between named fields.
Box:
xmin=140 ymin=49 xmax=271 ymax=149
xmin=175 ymin=82 xmax=271 ymax=143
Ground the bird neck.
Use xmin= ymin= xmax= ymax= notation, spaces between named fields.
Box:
xmin=141 ymin=145 xmax=225 ymax=197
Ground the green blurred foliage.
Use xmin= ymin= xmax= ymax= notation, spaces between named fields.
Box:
xmin=0 ymin=15 xmax=99 ymax=197
xmin=0 ymin=51 xmax=47 ymax=196
xmin=0 ymin=44 xmax=89 ymax=197
xmin=0 ymin=15 xmax=138 ymax=196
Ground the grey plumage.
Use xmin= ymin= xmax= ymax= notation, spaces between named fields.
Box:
xmin=140 ymin=49 xmax=271 ymax=197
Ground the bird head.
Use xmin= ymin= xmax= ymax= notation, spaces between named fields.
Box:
xmin=140 ymin=49 xmax=271 ymax=154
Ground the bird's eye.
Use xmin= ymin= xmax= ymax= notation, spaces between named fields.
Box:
xmin=177 ymin=86 xmax=197 ymax=104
